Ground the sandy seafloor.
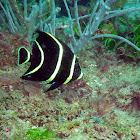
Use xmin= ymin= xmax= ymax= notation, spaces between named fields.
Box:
xmin=0 ymin=30 xmax=140 ymax=139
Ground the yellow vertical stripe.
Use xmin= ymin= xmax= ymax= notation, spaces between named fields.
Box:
xmin=23 ymin=40 xmax=44 ymax=76
xmin=63 ymin=55 xmax=76 ymax=84
xmin=46 ymin=33 xmax=63 ymax=82
xmin=77 ymin=72 xmax=83 ymax=80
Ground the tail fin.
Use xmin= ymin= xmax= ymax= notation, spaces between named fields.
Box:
xmin=18 ymin=47 xmax=30 ymax=65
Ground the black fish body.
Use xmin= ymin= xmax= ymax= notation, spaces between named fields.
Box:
xmin=18 ymin=31 xmax=83 ymax=91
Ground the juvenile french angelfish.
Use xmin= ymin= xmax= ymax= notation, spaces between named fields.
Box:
xmin=18 ymin=31 xmax=83 ymax=91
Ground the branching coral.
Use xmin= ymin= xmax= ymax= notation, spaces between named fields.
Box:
xmin=0 ymin=0 xmax=61 ymax=42
xmin=0 ymin=0 xmax=140 ymax=52
xmin=64 ymin=0 xmax=140 ymax=53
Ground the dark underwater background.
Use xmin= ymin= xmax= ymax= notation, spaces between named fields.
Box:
xmin=0 ymin=0 xmax=140 ymax=139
